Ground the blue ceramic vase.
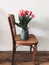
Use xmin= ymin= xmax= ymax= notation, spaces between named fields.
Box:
xmin=20 ymin=29 xmax=29 ymax=40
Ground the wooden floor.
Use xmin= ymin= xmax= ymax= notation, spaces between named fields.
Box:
xmin=0 ymin=51 xmax=49 ymax=65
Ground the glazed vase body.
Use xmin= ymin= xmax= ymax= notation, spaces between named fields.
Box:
xmin=20 ymin=29 xmax=29 ymax=40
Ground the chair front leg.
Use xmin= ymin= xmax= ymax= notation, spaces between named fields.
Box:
xmin=33 ymin=43 xmax=37 ymax=65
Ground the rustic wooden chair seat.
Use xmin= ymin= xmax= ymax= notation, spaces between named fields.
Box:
xmin=8 ymin=14 xmax=38 ymax=65
xmin=16 ymin=34 xmax=38 ymax=45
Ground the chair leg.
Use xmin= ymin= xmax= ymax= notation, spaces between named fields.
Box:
xmin=30 ymin=45 xmax=32 ymax=54
xmin=12 ymin=44 xmax=16 ymax=65
xmin=33 ymin=43 xmax=37 ymax=65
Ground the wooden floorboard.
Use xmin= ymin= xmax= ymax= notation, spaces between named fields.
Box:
xmin=0 ymin=51 xmax=49 ymax=65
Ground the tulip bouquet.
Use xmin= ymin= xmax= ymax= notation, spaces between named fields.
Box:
xmin=15 ymin=10 xmax=35 ymax=31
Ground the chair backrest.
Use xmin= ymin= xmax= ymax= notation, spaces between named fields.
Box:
xmin=8 ymin=14 xmax=16 ymax=44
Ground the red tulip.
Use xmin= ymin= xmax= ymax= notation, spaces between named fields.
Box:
xmin=25 ymin=10 xmax=29 ymax=15
xmin=19 ymin=10 xmax=25 ymax=17
xmin=29 ymin=14 xmax=35 ymax=19
xmin=28 ymin=11 xmax=32 ymax=16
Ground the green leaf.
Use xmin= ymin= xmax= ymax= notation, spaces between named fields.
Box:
xmin=15 ymin=22 xmax=22 ymax=28
xmin=19 ymin=15 xmax=24 ymax=25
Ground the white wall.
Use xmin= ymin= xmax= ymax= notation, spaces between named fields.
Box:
xmin=0 ymin=0 xmax=49 ymax=51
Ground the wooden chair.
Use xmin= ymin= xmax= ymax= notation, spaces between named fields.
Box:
xmin=8 ymin=14 xmax=38 ymax=65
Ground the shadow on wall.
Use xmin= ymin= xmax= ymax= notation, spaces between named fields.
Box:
xmin=0 ymin=9 xmax=12 ymax=51
xmin=0 ymin=9 xmax=7 ymax=43
xmin=0 ymin=9 xmax=7 ymax=30
xmin=29 ymin=16 xmax=49 ymax=30
xmin=38 ymin=36 xmax=49 ymax=51
xmin=28 ymin=16 xmax=49 ymax=51
xmin=29 ymin=16 xmax=49 ymax=37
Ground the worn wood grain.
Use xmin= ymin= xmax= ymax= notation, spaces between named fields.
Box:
xmin=0 ymin=51 xmax=49 ymax=65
